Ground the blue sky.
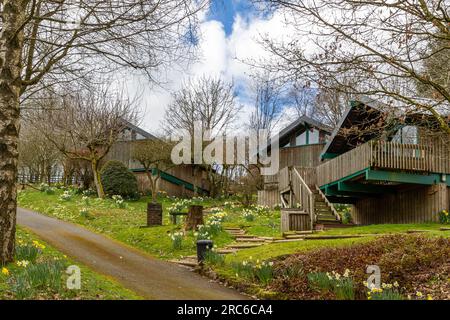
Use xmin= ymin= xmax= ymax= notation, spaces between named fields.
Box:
xmin=207 ymin=0 xmax=257 ymax=36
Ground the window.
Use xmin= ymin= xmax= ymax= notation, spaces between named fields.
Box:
xmin=392 ymin=126 xmax=418 ymax=144
xmin=295 ymin=128 xmax=320 ymax=146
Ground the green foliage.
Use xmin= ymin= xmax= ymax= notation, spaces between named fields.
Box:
xmin=232 ymin=259 xmax=274 ymax=285
xmin=169 ymin=232 xmax=184 ymax=250
xmin=438 ymin=209 xmax=449 ymax=224
xmin=100 ymin=160 xmax=139 ymax=199
xmin=204 ymin=250 xmax=225 ymax=266
xmin=8 ymin=260 xmax=66 ymax=299
xmin=307 ymin=271 xmax=355 ymax=300
xmin=15 ymin=244 xmax=41 ymax=263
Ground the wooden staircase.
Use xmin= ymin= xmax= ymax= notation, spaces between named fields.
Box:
xmin=279 ymin=166 xmax=342 ymax=231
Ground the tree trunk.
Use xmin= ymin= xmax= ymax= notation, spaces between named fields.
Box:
xmin=0 ymin=0 xmax=26 ymax=264
xmin=144 ymin=169 xmax=159 ymax=203
xmin=185 ymin=205 xmax=204 ymax=231
xmin=91 ymin=159 xmax=105 ymax=198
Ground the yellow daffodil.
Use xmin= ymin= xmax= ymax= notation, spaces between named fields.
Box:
xmin=1 ymin=267 xmax=9 ymax=276
xmin=416 ymin=291 xmax=423 ymax=298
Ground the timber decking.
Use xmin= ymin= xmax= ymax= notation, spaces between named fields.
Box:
xmin=316 ymin=139 xmax=450 ymax=187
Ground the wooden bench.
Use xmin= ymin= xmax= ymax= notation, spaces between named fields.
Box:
xmin=169 ymin=212 xmax=188 ymax=224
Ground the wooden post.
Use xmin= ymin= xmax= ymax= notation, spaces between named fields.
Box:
xmin=185 ymin=205 xmax=204 ymax=231
xmin=147 ymin=203 xmax=163 ymax=226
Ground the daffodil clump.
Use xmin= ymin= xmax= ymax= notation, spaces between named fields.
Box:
xmin=112 ymin=195 xmax=126 ymax=208
xmin=232 ymin=257 xmax=274 ymax=285
xmin=169 ymin=231 xmax=184 ymax=250
xmin=364 ymin=281 xmax=403 ymax=300
xmin=167 ymin=199 xmax=192 ymax=214
xmin=59 ymin=190 xmax=72 ymax=201
xmin=251 ymin=205 xmax=270 ymax=215
xmin=39 ymin=183 xmax=56 ymax=195
xmin=242 ymin=209 xmax=256 ymax=222
xmin=438 ymin=209 xmax=449 ymax=224
xmin=1 ymin=238 xmax=68 ymax=299
xmin=79 ymin=207 xmax=90 ymax=218
xmin=81 ymin=195 xmax=90 ymax=206
xmin=203 ymin=246 xmax=225 ymax=266
xmin=308 ymin=270 xmax=355 ymax=300
xmin=194 ymin=225 xmax=211 ymax=240
xmin=407 ymin=291 xmax=433 ymax=300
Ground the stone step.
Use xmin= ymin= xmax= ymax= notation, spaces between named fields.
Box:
xmin=226 ymin=243 xmax=263 ymax=249
xmin=232 ymin=234 xmax=256 ymax=239
xmin=169 ymin=258 xmax=198 ymax=267
xmin=235 ymin=238 xmax=266 ymax=243
xmin=216 ymin=249 xmax=237 ymax=254
xmin=293 ymin=230 xmax=314 ymax=235
xmin=440 ymin=227 xmax=450 ymax=231
xmin=273 ymin=238 xmax=305 ymax=243
xmin=405 ymin=229 xmax=430 ymax=234
xmin=224 ymin=227 xmax=242 ymax=231
xmin=284 ymin=234 xmax=306 ymax=239
xmin=304 ymin=234 xmax=365 ymax=240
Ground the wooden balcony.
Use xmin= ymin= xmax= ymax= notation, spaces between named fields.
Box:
xmin=316 ymin=139 xmax=450 ymax=187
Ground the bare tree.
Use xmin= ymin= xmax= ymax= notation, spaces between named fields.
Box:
xmin=248 ymin=73 xmax=283 ymax=136
xmin=0 ymin=0 xmax=207 ymax=263
xmin=163 ymin=76 xmax=241 ymax=196
xmin=132 ymin=139 xmax=174 ymax=203
xmin=163 ymin=76 xmax=241 ymax=136
xmin=32 ymin=86 xmax=138 ymax=198
xmin=256 ymin=0 xmax=450 ymax=133
xmin=18 ymin=121 xmax=61 ymax=184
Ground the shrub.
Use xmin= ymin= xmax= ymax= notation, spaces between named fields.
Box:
xmin=100 ymin=160 xmax=139 ymax=198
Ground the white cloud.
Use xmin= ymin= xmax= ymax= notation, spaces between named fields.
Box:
xmin=130 ymin=9 xmax=300 ymax=135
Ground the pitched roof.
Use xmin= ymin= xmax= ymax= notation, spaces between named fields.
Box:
xmin=277 ymin=115 xmax=332 ymax=147
xmin=122 ymin=120 xmax=156 ymax=139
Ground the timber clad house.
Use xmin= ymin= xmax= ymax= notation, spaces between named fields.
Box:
xmin=258 ymin=99 xmax=450 ymax=231
xmin=106 ymin=122 xmax=210 ymax=197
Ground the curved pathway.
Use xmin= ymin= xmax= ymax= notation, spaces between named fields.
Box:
xmin=17 ymin=207 xmax=247 ymax=300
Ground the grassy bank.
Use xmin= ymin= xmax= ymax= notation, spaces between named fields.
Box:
xmin=0 ymin=227 xmax=140 ymax=300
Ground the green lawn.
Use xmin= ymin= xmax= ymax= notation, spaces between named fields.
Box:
xmin=0 ymin=227 xmax=140 ymax=300
xmin=18 ymin=188 xmax=280 ymax=260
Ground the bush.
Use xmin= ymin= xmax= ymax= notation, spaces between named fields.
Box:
xmin=100 ymin=160 xmax=139 ymax=199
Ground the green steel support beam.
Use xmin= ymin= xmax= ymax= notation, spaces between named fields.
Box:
xmin=321 ymin=152 xmax=339 ymax=160
xmin=337 ymin=181 xmax=392 ymax=194
xmin=324 ymin=186 xmax=365 ymax=198
xmin=365 ymin=170 xmax=445 ymax=186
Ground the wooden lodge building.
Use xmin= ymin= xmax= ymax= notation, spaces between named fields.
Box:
xmin=105 ymin=122 xmax=210 ymax=197
xmin=258 ymin=99 xmax=450 ymax=231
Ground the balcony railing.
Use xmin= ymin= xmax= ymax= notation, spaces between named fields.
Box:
xmin=316 ymin=139 xmax=450 ymax=187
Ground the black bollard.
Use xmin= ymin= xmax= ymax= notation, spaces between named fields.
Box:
xmin=196 ymin=239 xmax=213 ymax=264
